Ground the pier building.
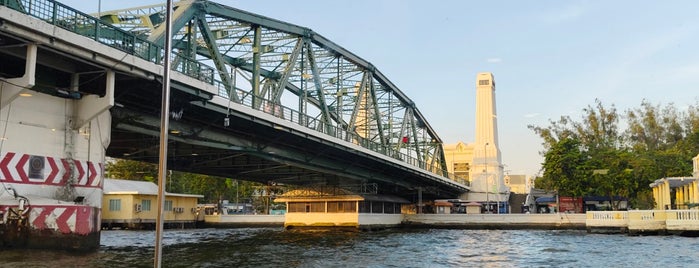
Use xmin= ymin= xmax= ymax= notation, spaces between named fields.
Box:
xmin=273 ymin=186 xmax=408 ymax=230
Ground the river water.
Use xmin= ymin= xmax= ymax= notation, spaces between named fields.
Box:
xmin=1 ymin=227 xmax=698 ymax=267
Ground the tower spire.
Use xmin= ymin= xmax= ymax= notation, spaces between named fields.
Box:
xmin=463 ymin=72 xmax=508 ymax=209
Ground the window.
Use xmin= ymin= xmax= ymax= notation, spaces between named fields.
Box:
xmin=164 ymin=200 xmax=173 ymax=212
xmin=384 ymin=202 xmax=395 ymax=214
xmin=358 ymin=201 xmax=371 ymax=213
xmin=310 ymin=202 xmax=324 ymax=212
xmin=108 ymin=199 xmax=121 ymax=211
xmin=287 ymin=202 xmax=305 ymax=213
xmin=327 ymin=201 xmax=338 ymax=212
xmin=479 ymin=79 xmax=490 ymax=86
xmin=327 ymin=201 xmax=357 ymax=213
xmin=141 ymin=199 xmax=152 ymax=211
xmin=371 ymin=202 xmax=384 ymax=213
xmin=286 ymin=202 xmax=325 ymax=213
xmin=342 ymin=201 xmax=357 ymax=213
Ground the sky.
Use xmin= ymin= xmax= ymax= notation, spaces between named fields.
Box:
xmin=61 ymin=0 xmax=699 ymax=176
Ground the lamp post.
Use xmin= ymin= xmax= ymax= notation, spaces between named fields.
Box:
xmin=485 ymin=142 xmax=489 ymax=213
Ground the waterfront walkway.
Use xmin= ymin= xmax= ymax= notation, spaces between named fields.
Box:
xmin=202 ymin=210 xmax=699 ymax=235
xmin=587 ymin=210 xmax=699 ymax=235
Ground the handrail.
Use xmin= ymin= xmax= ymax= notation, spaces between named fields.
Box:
xmin=1 ymin=0 xmax=214 ymax=83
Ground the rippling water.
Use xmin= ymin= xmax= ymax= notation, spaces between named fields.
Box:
xmin=1 ymin=228 xmax=698 ymax=267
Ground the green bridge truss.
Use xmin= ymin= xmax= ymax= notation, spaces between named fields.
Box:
xmin=1 ymin=0 xmax=468 ymax=186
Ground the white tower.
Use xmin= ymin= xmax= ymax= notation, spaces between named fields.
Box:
xmin=464 ymin=72 xmax=508 ymax=207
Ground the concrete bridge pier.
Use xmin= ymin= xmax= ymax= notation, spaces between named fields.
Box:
xmin=0 ymin=40 xmax=114 ymax=250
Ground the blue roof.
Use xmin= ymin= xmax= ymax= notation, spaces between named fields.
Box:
xmin=583 ymin=196 xmax=627 ymax=202
xmin=535 ymin=196 xmax=628 ymax=203
xmin=536 ymin=197 xmax=556 ymax=203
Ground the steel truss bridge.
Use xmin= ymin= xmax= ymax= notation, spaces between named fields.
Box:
xmin=0 ymin=0 xmax=469 ymax=200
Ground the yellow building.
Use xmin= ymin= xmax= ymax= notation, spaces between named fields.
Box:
xmin=443 ymin=142 xmax=530 ymax=191
xmin=504 ymin=174 xmax=531 ymax=194
xmin=443 ymin=141 xmax=474 ymax=183
xmin=650 ymin=154 xmax=699 ymax=210
xmin=650 ymin=178 xmax=699 ymax=210
xmin=102 ymin=179 xmax=203 ymax=229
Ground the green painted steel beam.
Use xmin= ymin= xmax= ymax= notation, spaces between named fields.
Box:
xmin=198 ymin=1 xmax=440 ymax=142
xmin=195 ymin=14 xmax=239 ymax=102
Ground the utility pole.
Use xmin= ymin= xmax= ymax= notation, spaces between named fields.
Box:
xmin=154 ymin=1 xmax=173 ymax=267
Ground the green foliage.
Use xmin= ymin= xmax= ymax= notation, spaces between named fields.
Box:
xmin=105 ymin=158 xmax=268 ymax=204
xmin=529 ymin=99 xmax=699 ymax=209
xmin=105 ymin=159 xmax=158 ymax=181
xmin=541 ymin=137 xmax=587 ymax=197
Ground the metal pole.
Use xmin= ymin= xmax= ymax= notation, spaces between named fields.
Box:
xmin=417 ymin=187 xmax=422 ymax=214
xmin=154 ymin=0 xmax=173 ymax=267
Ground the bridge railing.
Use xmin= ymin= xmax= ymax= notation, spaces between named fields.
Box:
xmin=586 ymin=211 xmax=628 ymax=228
xmin=217 ymin=83 xmax=469 ymax=187
xmin=1 ymin=0 xmax=214 ymax=84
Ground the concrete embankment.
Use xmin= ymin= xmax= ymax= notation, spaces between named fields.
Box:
xmin=201 ymin=213 xmax=588 ymax=230
xmin=403 ymin=213 xmax=587 ymax=230
xmin=202 ymin=215 xmax=285 ymax=228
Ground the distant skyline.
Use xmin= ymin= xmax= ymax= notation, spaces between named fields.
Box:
xmin=62 ymin=0 xmax=699 ymax=176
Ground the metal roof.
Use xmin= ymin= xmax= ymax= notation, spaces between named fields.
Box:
xmin=649 ymin=177 xmax=697 ymax=188
xmin=103 ymin=178 xmax=204 ymax=198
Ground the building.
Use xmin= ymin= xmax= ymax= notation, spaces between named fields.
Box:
xmin=443 ymin=142 xmax=474 ymax=180
xmin=274 ymin=186 xmax=408 ymax=229
xmin=101 ymin=179 xmax=203 ymax=229
xmin=649 ymin=153 xmax=699 ymax=210
xmin=650 ymin=177 xmax=698 ymax=210
xmin=505 ymin=174 xmax=530 ymax=194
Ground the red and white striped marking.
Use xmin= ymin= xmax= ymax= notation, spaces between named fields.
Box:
xmin=0 ymin=152 xmax=102 ymax=188
xmin=0 ymin=205 xmax=98 ymax=235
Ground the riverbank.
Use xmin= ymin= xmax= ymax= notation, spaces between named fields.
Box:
xmin=201 ymin=213 xmax=587 ymax=230
xmin=403 ymin=213 xmax=586 ymax=229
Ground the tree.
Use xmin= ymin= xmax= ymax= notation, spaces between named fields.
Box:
xmin=540 ymin=137 xmax=591 ymax=212
xmin=529 ymin=99 xmax=699 ymax=210
xmin=105 ymin=159 xmax=158 ymax=182
xmin=105 ymin=158 xmax=266 ymax=206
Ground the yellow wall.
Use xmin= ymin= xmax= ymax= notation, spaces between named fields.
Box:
xmin=102 ymin=194 xmax=136 ymax=220
xmin=168 ymin=196 xmax=199 ymax=221
xmin=443 ymin=142 xmax=474 ymax=182
xmin=102 ymin=194 xmax=199 ymax=222
xmin=285 ymin=212 xmax=359 ymax=227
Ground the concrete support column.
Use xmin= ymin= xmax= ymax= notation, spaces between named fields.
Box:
xmin=1 ymin=43 xmax=37 ymax=109
xmin=417 ymin=187 xmax=422 ymax=214
xmin=662 ymin=181 xmax=672 ymax=209
xmin=75 ymin=70 xmax=115 ymax=128
xmin=693 ymin=181 xmax=699 ymax=205
xmin=652 ymin=187 xmax=659 ymax=209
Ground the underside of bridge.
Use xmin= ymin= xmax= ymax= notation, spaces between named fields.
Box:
xmin=0 ymin=0 xmax=469 ymax=200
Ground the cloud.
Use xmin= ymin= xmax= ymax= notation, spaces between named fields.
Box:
xmin=486 ymin=58 xmax=502 ymax=63
xmin=524 ymin=113 xmax=540 ymax=118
